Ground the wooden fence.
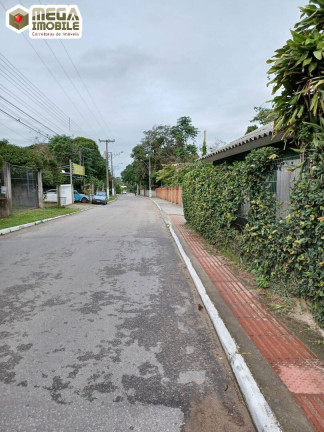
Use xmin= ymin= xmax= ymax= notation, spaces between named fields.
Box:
xmin=156 ymin=186 xmax=182 ymax=206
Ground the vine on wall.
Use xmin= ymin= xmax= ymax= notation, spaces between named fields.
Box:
xmin=182 ymin=146 xmax=324 ymax=324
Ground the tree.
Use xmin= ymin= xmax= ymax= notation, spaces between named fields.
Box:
xmin=48 ymin=135 xmax=74 ymax=166
xmin=201 ymin=132 xmax=207 ymax=156
xmin=121 ymin=163 xmax=142 ymax=192
xmin=0 ymin=140 xmax=62 ymax=187
xmin=267 ymin=0 xmax=324 ymax=147
xmin=170 ymin=116 xmax=199 ymax=162
xmin=245 ymin=125 xmax=259 ymax=134
xmin=47 ymin=135 xmax=106 ymax=187
xmin=245 ymin=106 xmax=276 ymax=135
xmin=73 ymin=137 xmax=106 ymax=181
xmin=122 ymin=116 xmax=199 ymax=189
xmin=208 ymin=138 xmax=227 ymax=153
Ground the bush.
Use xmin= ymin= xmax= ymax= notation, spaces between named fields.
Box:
xmin=183 ymin=146 xmax=324 ymax=325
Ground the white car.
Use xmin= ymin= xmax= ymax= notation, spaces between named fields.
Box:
xmin=44 ymin=189 xmax=57 ymax=202
xmin=122 ymin=190 xmax=127 ymax=194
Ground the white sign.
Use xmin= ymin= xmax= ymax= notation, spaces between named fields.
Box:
xmin=6 ymin=4 xmax=82 ymax=39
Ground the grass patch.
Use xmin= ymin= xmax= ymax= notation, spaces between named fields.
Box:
xmin=0 ymin=207 xmax=80 ymax=230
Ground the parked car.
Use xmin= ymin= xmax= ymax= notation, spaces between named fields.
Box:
xmin=44 ymin=189 xmax=57 ymax=202
xmin=122 ymin=190 xmax=127 ymax=194
xmin=74 ymin=190 xmax=89 ymax=203
xmin=92 ymin=191 xmax=108 ymax=205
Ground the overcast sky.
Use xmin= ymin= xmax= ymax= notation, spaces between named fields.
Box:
xmin=0 ymin=0 xmax=308 ymax=175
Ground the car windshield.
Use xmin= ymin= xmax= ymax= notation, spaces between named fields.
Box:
xmin=96 ymin=192 xmax=106 ymax=196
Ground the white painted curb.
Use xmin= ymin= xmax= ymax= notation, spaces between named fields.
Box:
xmin=0 ymin=199 xmax=119 ymax=236
xmin=0 ymin=210 xmax=84 ymax=236
xmin=152 ymin=199 xmax=282 ymax=432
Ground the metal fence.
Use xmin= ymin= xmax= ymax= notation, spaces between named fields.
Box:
xmin=239 ymin=155 xmax=301 ymax=222
xmin=275 ymin=156 xmax=301 ymax=218
xmin=11 ymin=164 xmax=38 ymax=213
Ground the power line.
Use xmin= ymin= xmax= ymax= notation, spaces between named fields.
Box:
xmin=0 ymin=0 xmax=105 ymax=140
xmin=35 ymin=0 xmax=111 ymax=134
xmin=0 ymin=53 xmax=70 ymax=128
xmin=21 ymin=33 xmax=89 ymax=135
xmin=60 ymin=42 xmax=113 ymax=134
xmin=0 ymin=83 xmax=67 ymax=135
xmin=0 ymin=95 xmax=59 ymax=135
xmin=0 ymin=107 xmax=50 ymax=138
xmin=0 ymin=58 xmax=77 ymax=134
xmin=0 ymin=119 xmax=33 ymax=141
xmin=0 ymin=101 xmax=44 ymax=133
xmin=45 ymin=40 xmax=102 ymax=131
xmin=0 ymin=67 xmax=67 ymax=130
xmin=41 ymin=40 xmax=99 ymax=135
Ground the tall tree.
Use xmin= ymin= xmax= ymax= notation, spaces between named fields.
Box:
xmin=48 ymin=135 xmax=106 ymax=186
xmin=201 ymin=131 xmax=207 ymax=156
xmin=122 ymin=116 xmax=199 ymax=189
xmin=170 ymin=116 xmax=199 ymax=162
xmin=245 ymin=106 xmax=275 ymax=135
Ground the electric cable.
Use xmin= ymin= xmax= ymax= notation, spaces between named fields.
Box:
xmin=0 ymin=95 xmax=59 ymax=135
xmin=0 ymin=107 xmax=50 ymax=138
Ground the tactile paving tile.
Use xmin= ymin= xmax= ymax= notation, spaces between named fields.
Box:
xmin=272 ymin=360 xmax=324 ymax=394
xmin=171 ymin=215 xmax=324 ymax=432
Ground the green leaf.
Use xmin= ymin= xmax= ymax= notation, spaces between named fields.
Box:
xmin=290 ymin=148 xmax=305 ymax=154
xmin=297 ymin=106 xmax=304 ymax=118
xmin=309 ymin=62 xmax=317 ymax=74
xmin=314 ymin=50 xmax=322 ymax=60
xmin=303 ymin=58 xmax=312 ymax=66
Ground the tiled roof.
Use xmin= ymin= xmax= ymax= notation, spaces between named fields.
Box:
xmin=200 ymin=122 xmax=283 ymax=163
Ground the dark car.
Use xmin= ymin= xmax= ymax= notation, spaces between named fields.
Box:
xmin=92 ymin=191 xmax=108 ymax=205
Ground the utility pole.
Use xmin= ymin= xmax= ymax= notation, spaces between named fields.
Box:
xmin=148 ymin=153 xmax=152 ymax=198
xmin=99 ymin=139 xmax=115 ymax=200
xmin=110 ymin=152 xmax=115 ymax=196
xmin=69 ymin=159 xmax=73 ymax=204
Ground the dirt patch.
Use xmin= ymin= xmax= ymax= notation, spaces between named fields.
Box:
xmin=67 ymin=203 xmax=97 ymax=210
xmin=185 ymin=394 xmax=254 ymax=432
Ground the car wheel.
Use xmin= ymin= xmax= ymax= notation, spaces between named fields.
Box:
xmin=81 ymin=197 xmax=87 ymax=203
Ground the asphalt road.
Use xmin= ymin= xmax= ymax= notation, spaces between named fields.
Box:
xmin=0 ymin=195 xmax=255 ymax=432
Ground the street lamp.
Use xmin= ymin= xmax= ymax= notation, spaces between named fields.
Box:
xmin=143 ymin=152 xmax=152 ymax=198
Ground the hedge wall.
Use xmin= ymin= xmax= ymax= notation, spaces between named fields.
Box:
xmin=182 ymin=146 xmax=324 ymax=325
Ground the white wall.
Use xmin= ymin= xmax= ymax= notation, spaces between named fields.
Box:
xmin=140 ymin=189 xmax=156 ymax=197
xmin=60 ymin=184 xmax=73 ymax=205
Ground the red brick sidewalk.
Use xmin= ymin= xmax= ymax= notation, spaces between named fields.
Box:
xmin=171 ymin=214 xmax=324 ymax=432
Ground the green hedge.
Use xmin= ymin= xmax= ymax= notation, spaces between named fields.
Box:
xmin=183 ymin=146 xmax=324 ymax=325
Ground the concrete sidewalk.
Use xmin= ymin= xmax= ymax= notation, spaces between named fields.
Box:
xmin=153 ymin=198 xmax=324 ymax=432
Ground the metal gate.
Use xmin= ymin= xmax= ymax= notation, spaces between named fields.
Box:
xmin=11 ymin=164 xmax=38 ymax=213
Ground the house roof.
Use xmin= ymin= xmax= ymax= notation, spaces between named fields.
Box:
xmin=200 ymin=122 xmax=283 ymax=163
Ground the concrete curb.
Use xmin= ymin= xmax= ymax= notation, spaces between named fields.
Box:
xmin=0 ymin=197 xmax=119 ymax=236
xmin=0 ymin=209 xmax=87 ymax=236
xmin=152 ymin=198 xmax=282 ymax=432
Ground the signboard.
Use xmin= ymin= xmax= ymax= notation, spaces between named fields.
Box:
xmin=72 ymin=163 xmax=85 ymax=176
